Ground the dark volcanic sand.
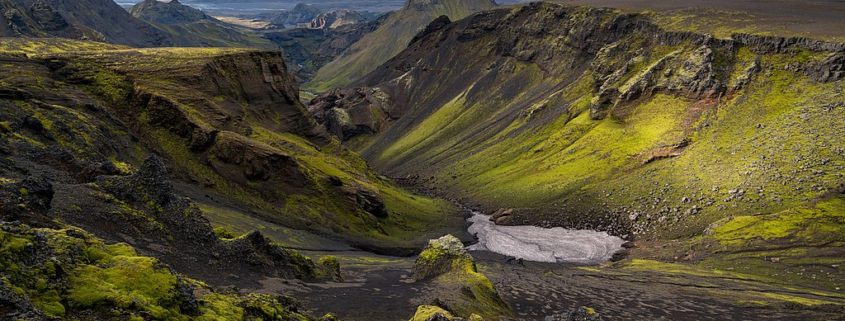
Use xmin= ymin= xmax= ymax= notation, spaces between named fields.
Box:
xmin=244 ymin=250 xmax=844 ymax=321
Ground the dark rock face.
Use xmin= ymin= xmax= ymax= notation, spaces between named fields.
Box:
xmin=100 ymin=155 xmax=174 ymax=206
xmin=410 ymin=15 xmax=451 ymax=44
xmin=207 ymin=132 xmax=312 ymax=194
xmin=806 ymin=53 xmax=845 ymax=82
xmin=355 ymin=189 xmax=388 ymax=218
xmin=0 ymin=176 xmax=54 ymax=226
xmin=307 ymin=87 xmax=392 ymax=140
xmin=732 ymin=33 xmax=845 ymax=53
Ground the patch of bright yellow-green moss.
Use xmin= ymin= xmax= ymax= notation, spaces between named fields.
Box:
xmin=712 ymin=197 xmax=845 ymax=247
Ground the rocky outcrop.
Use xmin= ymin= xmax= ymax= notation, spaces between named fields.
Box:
xmin=414 ymin=234 xmax=472 ymax=280
xmin=731 ymin=33 xmax=845 ymax=53
xmin=308 ymin=87 xmax=392 ymax=140
xmin=545 ymin=306 xmax=604 ymax=321
xmin=413 ymin=235 xmax=510 ymax=319
xmin=409 ymin=305 xmax=483 ymax=321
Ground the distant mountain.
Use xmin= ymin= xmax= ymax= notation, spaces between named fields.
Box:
xmin=259 ymin=3 xmax=323 ymax=28
xmin=130 ymin=0 xmax=274 ymax=47
xmin=265 ymin=13 xmax=387 ymax=82
xmin=308 ymin=9 xmax=367 ymax=29
xmin=0 ymin=0 xmax=174 ymax=46
xmin=306 ymin=0 xmax=497 ymax=92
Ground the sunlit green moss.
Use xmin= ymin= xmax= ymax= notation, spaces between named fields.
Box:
xmin=713 ymin=197 xmax=845 ymax=247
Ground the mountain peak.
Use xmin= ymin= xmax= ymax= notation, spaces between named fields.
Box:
xmin=130 ymin=0 xmax=208 ymax=25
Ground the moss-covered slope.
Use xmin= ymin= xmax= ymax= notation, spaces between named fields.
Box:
xmin=0 ymin=221 xmax=332 ymax=321
xmin=328 ymin=2 xmax=844 ymax=248
xmin=306 ymin=0 xmax=497 ymax=92
xmin=0 ymin=39 xmax=462 ymax=256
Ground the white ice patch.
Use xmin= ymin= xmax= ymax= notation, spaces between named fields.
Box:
xmin=467 ymin=213 xmax=625 ymax=264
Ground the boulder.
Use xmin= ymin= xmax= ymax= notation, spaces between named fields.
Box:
xmin=545 ymin=306 xmax=603 ymax=321
xmin=413 ymin=235 xmax=510 ymax=319
xmin=414 ymin=235 xmax=473 ymax=280
xmin=315 ymin=255 xmax=343 ymax=282
xmin=409 ymin=305 xmax=480 ymax=321
xmin=488 ymin=208 xmax=514 ymax=225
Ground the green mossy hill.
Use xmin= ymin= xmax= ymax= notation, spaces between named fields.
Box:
xmin=336 ymin=2 xmax=845 ymax=248
xmin=0 ymin=222 xmax=321 ymax=321
xmin=306 ymin=0 xmax=497 ymax=91
xmin=413 ymin=235 xmax=510 ymax=320
xmin=0 ymin=38 xmax=461 ymax=254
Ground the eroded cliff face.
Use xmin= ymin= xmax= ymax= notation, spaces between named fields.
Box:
xmin=320 ymin=3 xmax=844 ymax=248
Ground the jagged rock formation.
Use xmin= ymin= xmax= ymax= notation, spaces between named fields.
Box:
xmin=412 ymin=235 xmax=510 ymax=319
xmin=264 ymin=14 xmax=387 ymax=82
xmin=306 ymin=0 xmax=497 ymax=91
xmin=129 ymin=0 xmax=274 ymax=48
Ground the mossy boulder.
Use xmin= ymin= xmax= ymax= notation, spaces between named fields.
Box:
xmin=414 ymin=234 xmax=473 ymax=281
xmin=413 ymin=235 xmax=510 ymax=320
xmin=315 ymin=256 xmax=343 ymax=282
xmin=410 ymin=305 xmax=460 ymax=321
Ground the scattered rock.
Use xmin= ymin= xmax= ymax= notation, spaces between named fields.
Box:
xmin=545 ymin=306 xmax=603 ymax=321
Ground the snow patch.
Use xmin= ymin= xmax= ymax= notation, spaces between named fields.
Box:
xmin=467 ymin=212 xmax=625 ymax=264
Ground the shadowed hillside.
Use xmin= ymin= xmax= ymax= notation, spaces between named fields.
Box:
xmin=306 ymin=0 xmax=497 ymax=92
